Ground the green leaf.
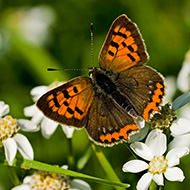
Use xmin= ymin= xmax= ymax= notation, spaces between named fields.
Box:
xmin=0 ymin=155 xmax=129 ymax=189
xmin=172 ymin=92 xmax=190 ymax=111
xmin=92 ymin=144 xmax=129 ymax=190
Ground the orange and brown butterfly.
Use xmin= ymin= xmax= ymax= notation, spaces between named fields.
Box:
xmin=37 ymin=14 xmax=165 ymax=146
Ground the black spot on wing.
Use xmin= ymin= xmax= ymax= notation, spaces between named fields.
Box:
xmin=62 ymin=89 xmax=70 ymax=99
xmin=75 ymin=107 xmax=83 ymax=115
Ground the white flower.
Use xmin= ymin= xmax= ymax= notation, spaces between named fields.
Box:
xmin=169 ymin=118 xmax=190 ymax=149
xmin=177 ymin=49 xmax=190 ymax=92
xmin=11 ymin=165 xmax=91 ymax=190
xmin=0 ymin=101 xmax=38 ymax=165
xmin=168 ymin=93 xmax=190 ymax=149
xmin=170 ymin=118 xmax=190 ymax=136
xmin=122 ymin=129 xmax=189 ymax=190
xmin=24 ymin=81 xmax=75 ymax=139
xmin=163 ymin=76 xmax=176 ymax=104
xmin=7 ymin=6 xmax=56 ymax=46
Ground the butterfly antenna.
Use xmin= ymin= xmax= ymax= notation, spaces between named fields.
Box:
xmin=47 ymin=68 xmax=87 ymax=71
xmin=90 ymin=23 xmax=94 ymax=67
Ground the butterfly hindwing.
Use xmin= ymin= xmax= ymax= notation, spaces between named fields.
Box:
xmin=99 ymin=14 xmax=148 ymax=72
xmin=116 ymin=65 xmax=165 ymax=121
xmin=37 ymin=76 xmax=94 ymax=128
xmin=85 ymin=95 xmax=139 ymax=146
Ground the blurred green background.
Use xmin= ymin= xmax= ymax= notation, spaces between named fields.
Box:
xmin=0 ymin=0 xmax=190 ymax=189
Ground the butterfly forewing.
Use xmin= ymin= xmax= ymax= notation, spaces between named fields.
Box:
xmin=37 ymin=76 xmax=94 ymax=127
xmin=99 ymin=14 xmax=148 ymax=72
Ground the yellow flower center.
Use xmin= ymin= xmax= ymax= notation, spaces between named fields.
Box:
xmin=0 ymin=115 xmax=20 ymax=144
xmin=148 ymin=156 xmax=168 ymax=174
xmin=29 ymin=170 xmax=70 ymax=190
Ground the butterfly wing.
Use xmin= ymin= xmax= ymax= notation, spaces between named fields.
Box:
xmin=99 ymin=14 xmax=148 ymax=72
xmin=37 ymin=76 xmax=94 ymax=128
xmin=116 ymin=65 xmax=165 ymax=121
xmin=85 ymin=95 xmax=139 ymax=146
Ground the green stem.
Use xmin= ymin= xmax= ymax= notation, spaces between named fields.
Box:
xmin=67 ymin=138 xmax=75 ymax=169
xmin=76 ymin=145 xmax=92 ymax=170
xmin=8 ymin=166 xmax=20 ymax=186
xmin=149 ymin=180 xmax=164 ymax=190
xmin=92 ymin=144 xmax=127 ymax=190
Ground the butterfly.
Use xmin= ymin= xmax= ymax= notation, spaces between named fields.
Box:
xmin=37 ymin=14 xmax=165 ymax=146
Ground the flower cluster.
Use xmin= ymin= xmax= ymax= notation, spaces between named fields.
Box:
xmin=0 ymin=101 xmax=37 ymax=165
xmin=0 ymin=97 xmax=91 ymax=189
xmin=12 ymin=166 xmax=91 ymax=190
xmin=123 ymin=129 xmax=189 ymax=190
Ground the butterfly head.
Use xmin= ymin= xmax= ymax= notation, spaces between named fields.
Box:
xmin=88 ymin=66 xmax=98 ymax=78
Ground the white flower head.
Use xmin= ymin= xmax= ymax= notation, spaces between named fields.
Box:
xmin=7 ymin=6 xmax=56 ymax=46
xmin=177 ymin=49 xmax=190 ymax=92
xmin=168 ymin=117 xmax=190 ymax=149
xmin=0 ymin=101 xmax=38 ymax=165
xmin=11 ymin=165 xmax=91 ymax=190
xmin=163 ymin=76 xmax=176 ymax=104
xmin=122 ymin=129 xmax=189 ymax=190
xmin=167 ymin=93 xmax=190 ymax=149
xmin=24 ymin=81 xmax=75 ymax=139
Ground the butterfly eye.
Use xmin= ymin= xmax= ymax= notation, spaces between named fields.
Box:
xmin=88 ymin=66 xmax=96 ymax=77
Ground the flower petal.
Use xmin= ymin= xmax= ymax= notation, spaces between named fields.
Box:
xmin=177 ymin=53 xmax=190 ymax=92
xmin=137 ymin=118 xmax=145 ymax=129
xmin=30 ymin=85 xmax=48 ymax=101
xmin=2 ymin=138 xmax=17 ymax=165
xmin=130 ymin=142 xmax=154 ymax=161
xmin=167 ymin=155 xmax=179 ymax=168
xmin=24 ymin=105 xmax=36 ymax=117
xmin=0 ymin=101 xmax=9 ymax=117
xmin=41 ymin=117 xmax=58 ymax=139
xmin=170 ymin=118 xmax=190 ymax=136
xmin=179 ymin=104 xmax=190 ymax=120
xmin=70 ymin=179 xmax=91 ymax=190
xmin=122 ymin=160 xmax=148 ymax=173
xmin=11 ymin=184 xmax=30 ymax=190
xmin=164 ymin=167 xmax=185 ymax=182
xmin=31 ymin=110 xmax=44 ymax=124
xmin=152 ymin=173 xmax=164 ymax=186
xmin=61 ymin=125 xmax=75 ymax=138
xmin=167 ymin=147 xmax=189 ymax=160
xmin=13 ymin=134 xmax=34 ymax=160
xmin=23 ymin=176 xmax=32 ymax=183
xmin=137 ymin=172 xmax=153 ymax=190
xmin=169 ymin=134 xmax=190 ymax=149
xmin=145 ymin=129 xmax=166 ymax=156
xmin=163 ymin=76 xmax=176 ymax=104
xmin=17 ymin=119 xmax=39 ymax=132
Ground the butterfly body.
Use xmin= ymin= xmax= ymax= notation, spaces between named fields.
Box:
xmin=37 ymin=14 xmax=165 ymax=146
xmin=89 ymin=67 xmax=138 ymax=117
